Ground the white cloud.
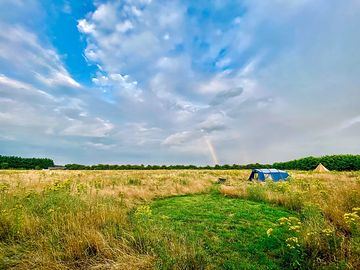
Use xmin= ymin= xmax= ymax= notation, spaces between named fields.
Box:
xmin=115 ymin=20 xmax=134 ymax=33
xmin=0 ymin=24 xmax=81 ymax=90
xmin=339 ymin=116 xmax=360 ymax=130
xmin=162 ymin=131 xmax=193 ymax=146
xmin=0 ymin=74 xmax=55 ymax=100
xmin=35 ymin=70 xmax=81 ymax=88
xmin=77 ymin=19 xmax=95 ymax=34
xmin=62 ymin=117 xmax=114 ymax=137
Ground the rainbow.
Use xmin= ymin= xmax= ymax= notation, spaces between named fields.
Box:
xmin=204 ymin=136 xmax=219 ymax=165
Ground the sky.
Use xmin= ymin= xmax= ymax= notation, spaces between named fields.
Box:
xmin=0 ymin=0 xmax=360 ymax=165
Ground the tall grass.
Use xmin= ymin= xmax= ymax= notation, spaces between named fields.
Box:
xmin=1 ymin=170 xmax=360 ymax=269
xmin=220 ymin=171 xmax=360 ymax=269
xmin=0 ymin=170 xmax=218 ymax=269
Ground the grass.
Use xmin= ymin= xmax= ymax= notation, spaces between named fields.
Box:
xmin=220 ymin=171 xmax=360 ymax=269
xmin=148 ymin=191 xmax=297 ymax=269
xmin=0 ymin=169 xmax=359 ymax=269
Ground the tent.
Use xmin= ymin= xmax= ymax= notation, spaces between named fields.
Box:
xmin=314 ymin=163 xmax=329 ymax=172
xmin=248 ymin=169 xmax=289 ymax=182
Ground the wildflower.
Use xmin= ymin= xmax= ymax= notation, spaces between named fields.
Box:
xmin=289 ymin=217 xmax=301 ymax=225
xmin=135 ymin=205 xmax=152 ymax=218
xmin=344 ymin=212 xmax=360 ymax=225
xmin=266 ymin=228 xmax=273 ymax=237
xmin=286 ymin=237 xmax=300 ymax=249
xmin=278 ymin=217 xmax=288 ymax=225
xmin=289 ymin=225 xmax=301 ymax=233
xmin=279 ymin=216 xmax=301 ymax=227
xmin=321 ymin=228 xmax=334 ymax=236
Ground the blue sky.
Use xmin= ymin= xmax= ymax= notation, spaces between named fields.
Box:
xmin=0 ymin=0 xmax=360 ymax=165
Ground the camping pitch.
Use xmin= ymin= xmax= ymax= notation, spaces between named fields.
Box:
xmin=248 ymin=169 xmax=289 ymax=182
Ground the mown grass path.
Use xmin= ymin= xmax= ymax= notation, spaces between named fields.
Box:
xmin=150 ymin=192 xmax=297 ymax=269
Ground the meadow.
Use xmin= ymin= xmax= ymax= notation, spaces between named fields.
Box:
xmin=0 ymin=170 xmax=359 ymax=269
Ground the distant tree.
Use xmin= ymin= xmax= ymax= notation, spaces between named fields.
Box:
xmin=1 ymin=162 xmax=9 ymax=169
xmin=0 ymin=155 xmax=54 ymax=169
xmin=273 ymin=155 xmax=360 ymax=171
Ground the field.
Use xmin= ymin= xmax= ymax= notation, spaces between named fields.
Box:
xmin=0 ymin=170 xmax=360 ymax=269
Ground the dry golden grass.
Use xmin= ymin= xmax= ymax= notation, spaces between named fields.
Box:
xmin=1 ymin=169 xmax=360 ymax=269
xmin=0 ymin=170 xmax=224 ymax=269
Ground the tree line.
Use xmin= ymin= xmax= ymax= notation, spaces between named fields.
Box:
xmin=0 ymin=155 xmax=54 ymax=169
xmin=1 ymin=154 xmax=360 ymax=171
xmin=64 ymin=163 xmax=271 ymax=170
xmin=63 ymin=155 xmax=360 ymax=171
xmin=273 ymin=155 xmax=360 ymax=171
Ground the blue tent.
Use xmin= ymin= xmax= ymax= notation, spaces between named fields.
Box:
xmin=248 ymin=169 xmax=289 ymax=182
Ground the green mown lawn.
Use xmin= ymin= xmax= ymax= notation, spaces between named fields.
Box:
xmin=149 ymin=192 xmax=297 ymax=269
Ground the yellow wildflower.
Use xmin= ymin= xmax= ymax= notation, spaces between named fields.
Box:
xmin=278 ymin=217 xmax=288 ymax=225
xmin=286 ymin=237 xmax=300 ymax=249
xmin=344 ymin=212 xmax=360 ymax=225
xmin=289 ymin=225 xmax=301 ymax=233
xmin=321 ymin=228 xmax=334 ymax=236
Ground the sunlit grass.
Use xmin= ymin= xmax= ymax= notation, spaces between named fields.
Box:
xmin=0 ymin=170 xmax=359 ymax=269
xmin=220 ymin=171 xmax=360 ymax=269
xmin=0 ymin=170 xmax=216 ymax=269
xmin=148 ymin=192 xmax=296 ymax=269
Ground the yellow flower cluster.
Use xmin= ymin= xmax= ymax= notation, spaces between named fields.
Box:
xmin=135 ymin=205 xmax=152 ymax=218
xmin=306 ymin=232 xmax=316 ymax=237
xmin=267 ymin=216 xmax=302 ymax=239
xmin=289 ymin=225 xmax=301 ymax=233
xmin=278 ymin=217 xmax=288 ymax=225
xmin=344 ymin=211 xmax=359 ymax=225
xmin=47 ymin=179 xmax=72 ymax=192
xmin=76 ymin=183 xmax=87 ymax=194
xmin=278 ymin=216 xmax=302 ymax=229
xmin=344 ymin=208 xmax=360 ymax=226
xmin=321 ymin=228 xmax=334 ymax=237
xmin=0 ymin=183 xmax=10 ymax=192
xmin=286 ymin=237 xmax=300 ymax=249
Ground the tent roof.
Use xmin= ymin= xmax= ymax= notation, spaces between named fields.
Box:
xmin=314 ymin=163 xmax=329 ymax=172
xmin=252 ymin=169 xmax=288 ymax=174
xmin=249 ymin=168 xmax=289 ymax=181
